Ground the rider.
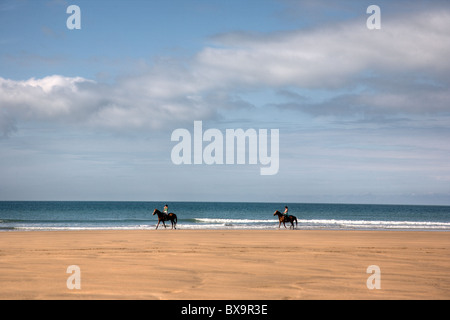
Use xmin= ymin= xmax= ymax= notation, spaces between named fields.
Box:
xmin=283 ymin=206 xmax=289 ymax=218
xmin=163 ymin=204 xmax=169 ymax=215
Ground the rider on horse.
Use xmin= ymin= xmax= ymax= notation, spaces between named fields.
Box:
xmin=153 ymin=205 xmax=177 ymax=229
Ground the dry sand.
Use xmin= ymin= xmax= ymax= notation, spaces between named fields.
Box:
xmin=0 ymin=230 xmax=449 ymax=299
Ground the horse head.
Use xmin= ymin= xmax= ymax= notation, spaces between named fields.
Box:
xmin=273 ymin=210 xmax=281 ymax=216
xmin=152 ymin=209 xmax=158 ymax=215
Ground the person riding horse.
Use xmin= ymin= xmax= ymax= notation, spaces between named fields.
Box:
xmin=153 ymin=206 xmax=177 ymax=230
xmin=274 ymin=207 xmax=297 ymax=229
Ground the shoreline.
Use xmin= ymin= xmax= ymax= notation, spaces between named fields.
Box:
xmin=1 ymin=229 xmax=449 ymax=299
xmin=3 ymin=226 xmax=450 ymax=232
xmin=3 ymin=202 xmax=449 ymax=232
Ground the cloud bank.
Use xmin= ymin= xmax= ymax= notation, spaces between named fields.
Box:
xmin=1 ymin=8 xmax=449 ymax=136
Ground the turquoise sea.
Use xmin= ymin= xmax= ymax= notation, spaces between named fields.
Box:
xmin=1 ymin=201 xmax=450 ymax=231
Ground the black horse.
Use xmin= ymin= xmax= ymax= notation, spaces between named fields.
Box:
xmin=273 ymin=210 xmax=298 ymax=229
xmin=153 ymin=209 xmax=178 ymax=230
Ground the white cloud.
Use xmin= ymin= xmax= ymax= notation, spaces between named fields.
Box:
xmin=0 ymin=76 xmax=86 ymax=125
xmin=0 ymin=72 xmax=217 ymax=135
xmin=198 ymin=9 xmax=450 ymax=87
xmin=1 ymin=8 xmax=449 ymax=135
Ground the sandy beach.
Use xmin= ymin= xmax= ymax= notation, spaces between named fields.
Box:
xmin=0 ymin=229 xmax=449 ymax=300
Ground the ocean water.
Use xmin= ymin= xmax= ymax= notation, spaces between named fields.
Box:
xmin=1 ymin=201 xmax=450 ymax=232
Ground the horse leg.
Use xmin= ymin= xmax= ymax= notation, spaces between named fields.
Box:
xmin=162 ymin=220 xmax=167 ymax=228
xmin=156 ymin=220 xmax=160 ymax=230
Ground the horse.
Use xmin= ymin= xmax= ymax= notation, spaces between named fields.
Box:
xmin=152 ymin=209 xmax=178 ymax=230
xmin=273 ymin=210 xmax=298 ymax=229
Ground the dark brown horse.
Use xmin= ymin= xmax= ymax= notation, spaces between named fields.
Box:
xmin=153 ymin=209 xmax=177 ymax=230
xmin=273 ymin=210 xmax=297 ymax=229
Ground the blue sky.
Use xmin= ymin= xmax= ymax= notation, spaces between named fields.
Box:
xmin=1 ymin=0 xmax=450 ymax=204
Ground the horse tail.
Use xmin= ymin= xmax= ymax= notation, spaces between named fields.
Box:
xmin=295 ymin=217 xmax=298 ymax=227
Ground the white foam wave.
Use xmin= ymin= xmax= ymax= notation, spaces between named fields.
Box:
xmin=194 ymin=218 xmax=274 ymax=224
xmin=12 ymin=225 xmax=152 ymax=231
xmin=193 ymin=218 xmax=450 ymax=230
xmin=298 ymin=219 xmax=450 ymax=229
xmin=4 ymin=219 xmax=450 ymax=232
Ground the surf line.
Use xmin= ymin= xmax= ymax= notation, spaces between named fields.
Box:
xmin=171 ymin=121 xmax=279 ymax=175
